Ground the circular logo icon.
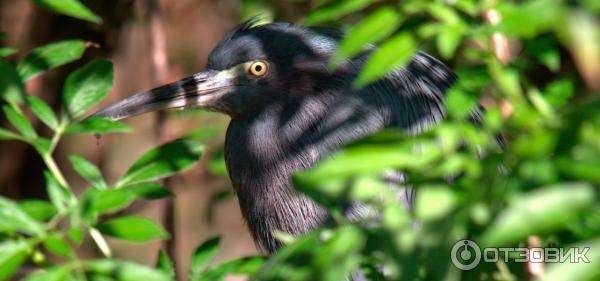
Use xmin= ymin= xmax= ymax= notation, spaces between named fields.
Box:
xmin=451 ymin=239 xmax=481 ymax=270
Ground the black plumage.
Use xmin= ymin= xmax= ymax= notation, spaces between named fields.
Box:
xmin=93 ymin=20 xmax=456 ymax=253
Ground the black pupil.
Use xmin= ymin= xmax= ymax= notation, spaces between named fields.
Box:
xmin=254 ymin=65 xmax=262 ymax=72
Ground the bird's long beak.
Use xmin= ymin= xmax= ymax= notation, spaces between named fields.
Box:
xmin=92 ymin=70 xmax=235 ymax=121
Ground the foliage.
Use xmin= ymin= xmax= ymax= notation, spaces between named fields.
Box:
xmin=1 ymin=0 xmax=600 ymax=280
xmin=0 ymin=4 xmax=214 ymax=277
xmin=261 ymin=0 xmax=600 ymax=280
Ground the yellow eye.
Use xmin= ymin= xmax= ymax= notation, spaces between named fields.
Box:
xmin=248 ymin=61 xmax=268 ymax=77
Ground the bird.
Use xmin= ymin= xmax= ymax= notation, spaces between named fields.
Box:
xmin=92 ymin=19 xmax=456 ymax=254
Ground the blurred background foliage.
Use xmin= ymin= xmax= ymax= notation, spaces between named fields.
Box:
xmin=0 ymin=0 xmax=599 ymax=280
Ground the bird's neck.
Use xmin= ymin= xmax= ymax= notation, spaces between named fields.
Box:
xmin=224 ymin=93 xmax=387 ymax=252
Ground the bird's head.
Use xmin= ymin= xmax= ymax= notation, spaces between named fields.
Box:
xmin=93 ymin=20 xmax=351 ymax=120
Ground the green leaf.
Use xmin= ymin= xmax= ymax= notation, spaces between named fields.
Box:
xmin=304 ymin=0 xmax=375 ymax=24
xmin=96 ymin=216 xmax=168 ymax=242
xmin=481 ymin=183 xmax=595 ymax=247
xmin=207 ymin=148 xmax=227 ymax=177
xmin=62 ymin=60 xmax=113 ymax=120
xmin=43 ymin=234 xmax=74 ymax=258
xmin=65 ymin=116 xmax=132 ymax=134
xmin=0 ymin=128 xmax=22 ymax=140
xmin=315 ymin=226 xmax=365 ymax=280
xmin=26 ymin=96 xmax=59 ymax=130
xmin=44 ymin=171 xmax=71 ymax=213
xmin=331 ymin=7 xmax=401 ymax=67
xmin=0 ymin=57 xmax=26 ymax=106
xmin=0 ymin=47 xmax=17 ymax=57
xmin=189 ymin=237 xmax=221 ymax=280
xmin=445 ymin=88 xmax=478 ymax=120
xmin=427 ymin=3 xmax=462 ymax=24
xmin=156 ymin=250 xmax=175 ymax=279
xmin=22 ymin=264 xmax=72 ymax=281
xmin=126 ymin=182 xmax=173 ymax=200
xmin=18 ymin=200 xmax=57 ymax=221
xmin=0 ymin=240 xmax=31 ymax=280
xmin=354 ymin=33 xmax=417 ymax=88
xmin=83 ymin=183 xmax=171 ymax=221
xmin=2 ymin=105 xmax=37 ymax=139
xmin=544 ymin=79 xmax=573 ymax=108
xmin=32 ymin=138 xmax=52 ymax=153
xmin=497 ymin=0 xmax=563 ymax=38
xmin=436 ymin=24 xmax=466 ymax=59
xmin=0 ymin=196 xmax=46 ymax=236
xmin=83 ymin=188 xmax=133 ymax=219
xmin=17 ymin=40 xmax=86 ymax=81
xmin=32 ymin=0 xmax=101 ymax=23
xmin=118 ymin=138 xmax=205 ymax=186
xmin=68 ymin=228 xmax=84 ymax=245
xmin=69 ymin=155 xmax=106 ymax=188
xmin=415 ymin=185 xmax=456 ymax=221
xmin=528 ymin=88 xmax=557 ymax=121
xmin=192 ymin=256 xmax=265 ymax=281
xmin=85 ymin=259 xmax=171 ymax=281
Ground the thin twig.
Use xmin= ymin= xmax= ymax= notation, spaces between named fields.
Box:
xmin=142 ymin=0 xmax=180 ymax=278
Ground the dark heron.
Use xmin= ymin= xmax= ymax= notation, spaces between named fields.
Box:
xmin=93 ymin=20 xmax=456 ymax=254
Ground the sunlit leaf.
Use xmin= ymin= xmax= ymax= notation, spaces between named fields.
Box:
xmin=445 ymin=88 xmax=478 ymax=120
xmin=18 ymin=200 xmax=56 ymax=221
xmin=331 ymin=7 xmax=401 ymax=68
xmin=0 ymin=240 xmax=31 ymax=280
xmin=156 ymin=250 xmax=175 ymax=279
xmin=415 ymin=185 xmax=456 ymax=221
xmin=68 ymin=228 xmax=84 ymax=246
xmin=62 ymin=60 xmax=113 ymax=120
xmin=193 ymin=256 xmax=265 ymax=281
xmin=354 ymin=33 xmax=417 ymax=88
xmin=0 ymin=196 xmax=46 ymax=236
xmin=32 ymin=0 xmax=101 ymax=23
xmin=21 ymin=264 xmax=72 ymax=281
xmin=0 ymin=47 xmax=17 ymax=57
xmin=497 ymin=0 xmax=564 ymax=38
xmin=83 ymin=183 xmax=171 ymax=222
xmin=17 ymin=40 xmax=86 ymax=81
xmin=481 ymin=183 xmax=595 ymax=247
xmin=2 ymin=105 xmax=37 ymax=140
xmin=44 ymin=171 xmax=72 ymax=213
xmin=43 ymin=234 xmax=74 ymax=258
xmin=258 ymin=226 xmax=365 ymax=281
xmin=65 ymin=116 xmax=132 ymax=134
xmin=26 ymin=96 xmax=59 ymax=130
xmin=85 ymin=259 xmax=171 ymax=281
xmin=69 ymin=155 xmax=106 ymax=188
xmin=83 ymin=188 xmax=133 ymax=220
xmin=96 ymin=216 xmax=168 ymax=242
xmin=0 ymin=128 xmax=21 ymax=141
xmin=543 ymin=79 xmax=573 ymax=108
xmin=304 ymin=0 xmax=376 ymax=24
xmin=189 ymin=237 xmax=221 ymax=281
xmin=528 ymin=88 xmax=557 ymax=121
xmin=118 ymin=138 xmax=205 ymax=186
xmin=436 ymin=24 xmax=466 ymax=59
